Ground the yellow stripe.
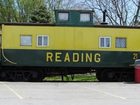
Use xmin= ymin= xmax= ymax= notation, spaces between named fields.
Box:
xmin=2 ymin=25 xmax=140 ymax=51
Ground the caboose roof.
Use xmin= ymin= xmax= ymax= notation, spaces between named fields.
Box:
xmin=0 ymin=22 xmax=140 ymax=29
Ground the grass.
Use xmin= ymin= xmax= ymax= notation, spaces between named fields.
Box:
xmin=43 ymin=73 xmax=98 ymax=82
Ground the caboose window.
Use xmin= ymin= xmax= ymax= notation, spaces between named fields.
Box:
xmin=116 ymin=38 xmax=126 ymax=48
xmin=80 ymin=13 xmax=90 ymax=22
xmin=37 ymin=35 xmax=49 ymax=47
xmin=99 ymin=37 xmax=111 ymax=48
xmin=58 ymin=12 xmax=69 ymax=21
xmin=20 ymin=35 xmax=32 ymax=46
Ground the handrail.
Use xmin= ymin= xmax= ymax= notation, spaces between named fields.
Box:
xmin=1 ymin=48 xmax=17 ymax=64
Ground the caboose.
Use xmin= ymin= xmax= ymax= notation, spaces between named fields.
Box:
xmin=0 ymin=10 xmax=140 ymax=81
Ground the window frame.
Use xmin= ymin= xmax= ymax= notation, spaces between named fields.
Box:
xmin=58 ymin=12 xmax=69 ymax=21
xmin=20 ymin=35 xmax=32 ymax=46
xmin=37 ymin=35 xmax=49 ymax=47
xmin=80 ymin=13 xmax=91 ymax=22
xmin=99 ymin=36 xmax=111 ymax=48
xmin=115 ymin=37 xmax=127 ymax=48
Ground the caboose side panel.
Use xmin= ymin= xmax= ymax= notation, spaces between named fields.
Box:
xmin=1 ymin=25 xmax=140 ymax=68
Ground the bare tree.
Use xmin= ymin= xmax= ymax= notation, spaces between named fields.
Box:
xmin=61 ymin=0 xmax=77 ymax=9
xmin=132 ymin=0 xmax=140 ymax=25
xmin=79 ymin=0 xmax=139 ymax=26
xmin=45 ymin=0 xmax=77 ymax=10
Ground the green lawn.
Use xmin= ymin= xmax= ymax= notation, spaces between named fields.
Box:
xmin=43 ymin=73 xmax=98 ymax=82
